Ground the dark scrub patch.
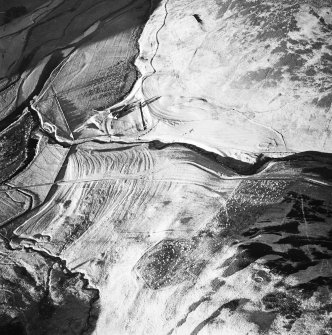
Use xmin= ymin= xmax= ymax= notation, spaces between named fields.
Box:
xmin=38 ymin=295 xmax=55 ymax=319
xmin=181 ymin=217 xmax=193 ymax=224
xmin=175 ymin=296 xmax=211 ymax=329
xmin=312 ymin=41 xmax=324 ymax=49
xmin=237 ymin=190 xmax=332 ymax=276
xmin=63 ymin=200 xmax=72 ymax=209
xmin=247 ymin=311 xmax=277 ymax=333
xmin=322 ymin=52 xmax=332 ymax=63
xmin=271 ymin=40 xmax=288 ymax=54
xmin=13 ymin=265 xmax=37 ymax=287
xmin=210 ymin=278 xmax=225 ymax=291
xmin=236 ymin=68 xmax=273 ymax=89
xmin=243 ymin=190 xmax=330 ymax=240
xmin=277 ymin=236 xmax=332 ymax=250
xmin=242 ymin=220 xmax=300 ymax=237
xmin=169 ymin=281 xmax=227 ymax=334
xmin=314 ymin=93 xmax=332 ymax=108
xmin=193 ymin=14 xmax=203 ymax=24
xmin=284 ymin=192 xmax=330 ymax=222
xmin=311 ymin=248 xmax=332 ymax=260
xmin=190 ymin=299 xmax=247 ymax=335
xmin=274 ymin=53 xmax=305 ymax=71
xmin=223 ymin=243 xmax=276 ymax=277
xmin=290 ymin=277 xmax=332 ymax=299
xmin=224 ymin=236 xmax=329 ymax=278
xmin=4 ymin=6 xmax=27 ymax=24
xmin=262 ymin=292 xmax=301 ymax=330
xmin=265 ymin=250 xmax=318 ymax=276
xmin=0 ymin=317 xmax=27 ymax=335
xmin=286 ymin=248 xmax=310 ymax=262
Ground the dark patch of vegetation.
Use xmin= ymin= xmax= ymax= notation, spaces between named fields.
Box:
xmin=190 ymin=299 xmax=247 ymax=335
xmin=223 ymin=243 xmax=276 ymax=277
xmin=0 ymin=316 xmax=27 ymax=335
xmin=4 ymin=6 xmax=27 ymax=24
xmin=193 ymin=14 xmax=203 ymax=24
xmin=262 ymin=292 xmax=301 ymax=330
